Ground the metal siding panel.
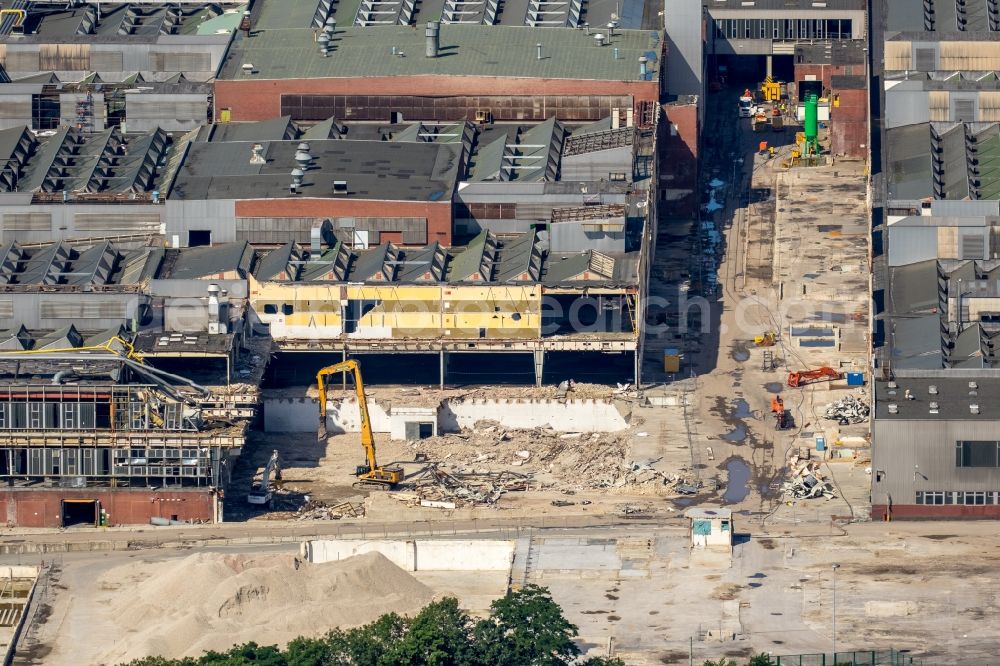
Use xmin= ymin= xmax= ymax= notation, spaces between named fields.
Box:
xmin=886 ymin=226 xmax=937 ymax=266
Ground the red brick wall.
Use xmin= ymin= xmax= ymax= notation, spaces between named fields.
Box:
xmin=235 ymin=198 xmax=453 ymax=245
xmin=0 ymin=488 xmax=215 ymax=527
xmin=872 ymin=504 xmax=1000 ymax=520
xmin=661 ymin=101 xmax=700 ymax=215
xmin=830 ymin=87 xmax=868 ymax=159
xmin=215 ymin=77 xmax=660 ymax=122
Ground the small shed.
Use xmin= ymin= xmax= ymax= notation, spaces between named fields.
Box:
xmin=685 ymin=507 xmax=733 ymax=550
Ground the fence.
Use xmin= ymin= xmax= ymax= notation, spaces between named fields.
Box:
xmin=771 ymin=648 xmax=942 ymax=666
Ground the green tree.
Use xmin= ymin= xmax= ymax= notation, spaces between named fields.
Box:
xmin=746 ymin=654 xmax=772 ymax=666
xmin=473 ymin=585 xmax=580 ymax=666
xmin=386 ymin=598 xmax=474 ymax=666
xmin=581 ymin=658 xmax=627 ymax=666
xmin=283 ymin=636 xmax=328 ymax=666
xmin=702 ymin=660 xmax=737 ymax=666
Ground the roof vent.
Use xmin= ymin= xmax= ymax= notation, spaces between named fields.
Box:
xmin=971 ymin=403 xmax=981 ymax=414
xmin=294 ymin=144 xmax=312 ymax=169
xmin=290 ymin=168 xmax=304 ymax=193
xmin=887 ymin=403 xmax=898 ymax=414
xmin=887 ymin=381 xmax=898 ymax=389
xmin=594 ymin=33 xmax=605 ymax=46
xmin=638 ymin=55 xmax=648 ymax=78
xmin=929 ymin=401 xmax=940 ymax=414
xmin=333 ymin=180 xmax=348 ymax=194
xmin=318 ymin=32 xmax=331 ymax=56
xmin=249 ymin=143 xmax=265 ymax=165
xmin=425 ymin=20 xmax=440 ymax=58
xmin=928 ymin=384 xmax=938 ymax=394
xmin=969 ymin=381 xmax=978 ymax=389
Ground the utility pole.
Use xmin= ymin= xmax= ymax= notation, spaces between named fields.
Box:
xmin=832 ymin=562 xmax=841 ymax=658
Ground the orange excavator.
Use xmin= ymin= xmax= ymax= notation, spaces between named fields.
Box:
xmin=786 ymin=367 xmax=843 ymax=388
xmin=770 ymin=395 xmax=789 ymax=430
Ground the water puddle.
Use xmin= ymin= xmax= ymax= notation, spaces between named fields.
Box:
xmin=730 ymin=398 xmax=752 ymax=419
xmin=764 ymin=382 xmax=783 ymax=393
xmin=722 ymin=458 xmax=751 ymax=503
xmin=721 ymin=423 xmax=747 ymax=443
xmin=731 ymin=348 xmax=750 ymax=362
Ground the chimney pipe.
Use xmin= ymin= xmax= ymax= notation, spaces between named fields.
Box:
xmin=639 ymin=55 xmax=648 ymax=77
xmin=425 ymin=21 xmax=440 ymax=57
xmin=613 ymin=47 xmax=619 ymax=59
xmin=536 ymin=43 xmax=543 ymax=60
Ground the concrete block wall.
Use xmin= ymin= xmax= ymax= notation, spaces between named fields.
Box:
xmin=263 ymin=396 xmax=628 ymax=435
xmin=440 ymin=398 xmax=628 ymax=433
xmin=301 ymin=539 xmax=515 ymax=571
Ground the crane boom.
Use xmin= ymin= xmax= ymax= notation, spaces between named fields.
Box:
xmin=315 ymin=359 xmax=403 ymax=489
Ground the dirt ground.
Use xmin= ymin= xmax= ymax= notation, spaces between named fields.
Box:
xmin=13 ymin=522 xmax=1000 ymax=665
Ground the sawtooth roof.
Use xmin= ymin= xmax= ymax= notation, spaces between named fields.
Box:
xmin=252 ymin=231 xmax=638 ymax=286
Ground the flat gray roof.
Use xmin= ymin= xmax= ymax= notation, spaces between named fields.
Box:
xmin=168 ymin=138 xmax=462 ymax=202
xmin=876 ymin=376 xmax=1000 ymax=420
xmin=219 ymin=23 xmax=661 ymax=82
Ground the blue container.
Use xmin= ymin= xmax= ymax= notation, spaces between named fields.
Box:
xmin=846 ymin=371 xmax=864 ymax=386
xmin=815 ymin=436 xmax=826 ymax=452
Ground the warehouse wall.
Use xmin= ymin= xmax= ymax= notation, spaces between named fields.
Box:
xmin=0 ymin=487 xmax=215 ymax=527
xmin=214 ymin=76 xmax=659 ymax=123
xmin=235 ymin=198 xmax=452 ymax=246
xmin=0 ymin=202 xmax=164 ymax=244
xmin=830 ymin=87 xmax=868 ymax=158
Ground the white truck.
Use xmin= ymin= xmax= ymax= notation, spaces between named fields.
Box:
xmin=738 ymin=91 xmax=755 ymax=118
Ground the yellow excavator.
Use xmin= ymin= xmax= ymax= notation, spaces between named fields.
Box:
xmin=316 ymin=359 xmax=404 ymax=490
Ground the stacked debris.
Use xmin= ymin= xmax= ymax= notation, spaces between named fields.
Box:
xmin=822 ymin=394 xmax=870 ymax=425
xmin=408 ymin=422 xmax=668 ymax=493
xmin=782 ymin=459 xmax=836 ymax=501
xmin=295 ymin=500 xmax=363 ymax=521
xmin=401 ymin=465 xmax=530 ymax=508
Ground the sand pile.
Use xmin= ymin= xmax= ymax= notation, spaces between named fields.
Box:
xmin=99 ymin=551 xmax=433 ymax=665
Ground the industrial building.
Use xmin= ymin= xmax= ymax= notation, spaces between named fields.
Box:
xmin=162 ymin=114 xmax=655 ymax=248
xmin=215 ymin=0 xmax=664 ymax=124
xmin=250 ymin=229 xmax=641 ymax=386
xmin=0 ymin=1 xmax=244 ymax=131
xmin=0 ymin=237 xmax=267 ymax=527
xmin=871 ymin=0 xmax=1000 ymax=517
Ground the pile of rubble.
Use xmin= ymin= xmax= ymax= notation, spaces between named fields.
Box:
xmin=782 ymin=458 xmax=836 ymax=501
xmin=383 ymin=421 xmax=671 ymax=507
xmin=393 ymin=466 xmax=530 ymax=508
xmin=408 ymin=421 xmax=666 ymax=494
xmin=822 ymin=394 xmax=870 ymax=425
xmin=294 ymin=500 xmax=363 ymax=521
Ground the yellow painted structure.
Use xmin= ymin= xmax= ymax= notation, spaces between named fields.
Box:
xmin=249 ymin=278 xmax=565 ymax=341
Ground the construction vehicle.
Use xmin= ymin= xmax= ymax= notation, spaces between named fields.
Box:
xmin=787 ymin=367 xmax=843 ymax=388
xmin=316 ymin=359 xmax=404 ymax=490
xmin=771 ymin=395 xmax=790 ymax=430
xmin=738 ymin=90 xmax=755 ymax=118
xmin=754 ymin=332 xmax=776 ymax=347
xmin=248 ymin=450 xmax=282 ymax=507
xmin=760 ymin=76 xmax=782 ymax=102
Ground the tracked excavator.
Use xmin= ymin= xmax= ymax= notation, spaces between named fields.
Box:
xmin=316 ymin=359 xmax=403 ymax=490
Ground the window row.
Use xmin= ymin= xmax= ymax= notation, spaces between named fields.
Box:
xmin=956 ymin=440 xmax=1000 ymax=468
xmin=713 ymin=18 xmax=853 ymax=41
xmin=916 ymin=490 xmax=1000 ymax=505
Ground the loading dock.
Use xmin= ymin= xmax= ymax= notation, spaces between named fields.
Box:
xmin=61 ymin=499 xmax=98 ymax=527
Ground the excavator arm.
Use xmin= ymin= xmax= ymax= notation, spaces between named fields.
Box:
xmin=316 ymin=359 xmax=401 ymax=488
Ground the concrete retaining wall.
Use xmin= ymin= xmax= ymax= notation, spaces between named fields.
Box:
xmin=264 ymin=397 xmax=627 ymax=435
xmin=441 ymin=398 xmax=627 ymax=432
xmin=301 ymin=539 xmax=515 ymax=571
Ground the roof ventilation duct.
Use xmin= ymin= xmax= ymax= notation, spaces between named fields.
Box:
xmin=290 ymin=168 xmax=304 ymax=193
xmin=425 ymin=21 xmax=440 ymax=57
